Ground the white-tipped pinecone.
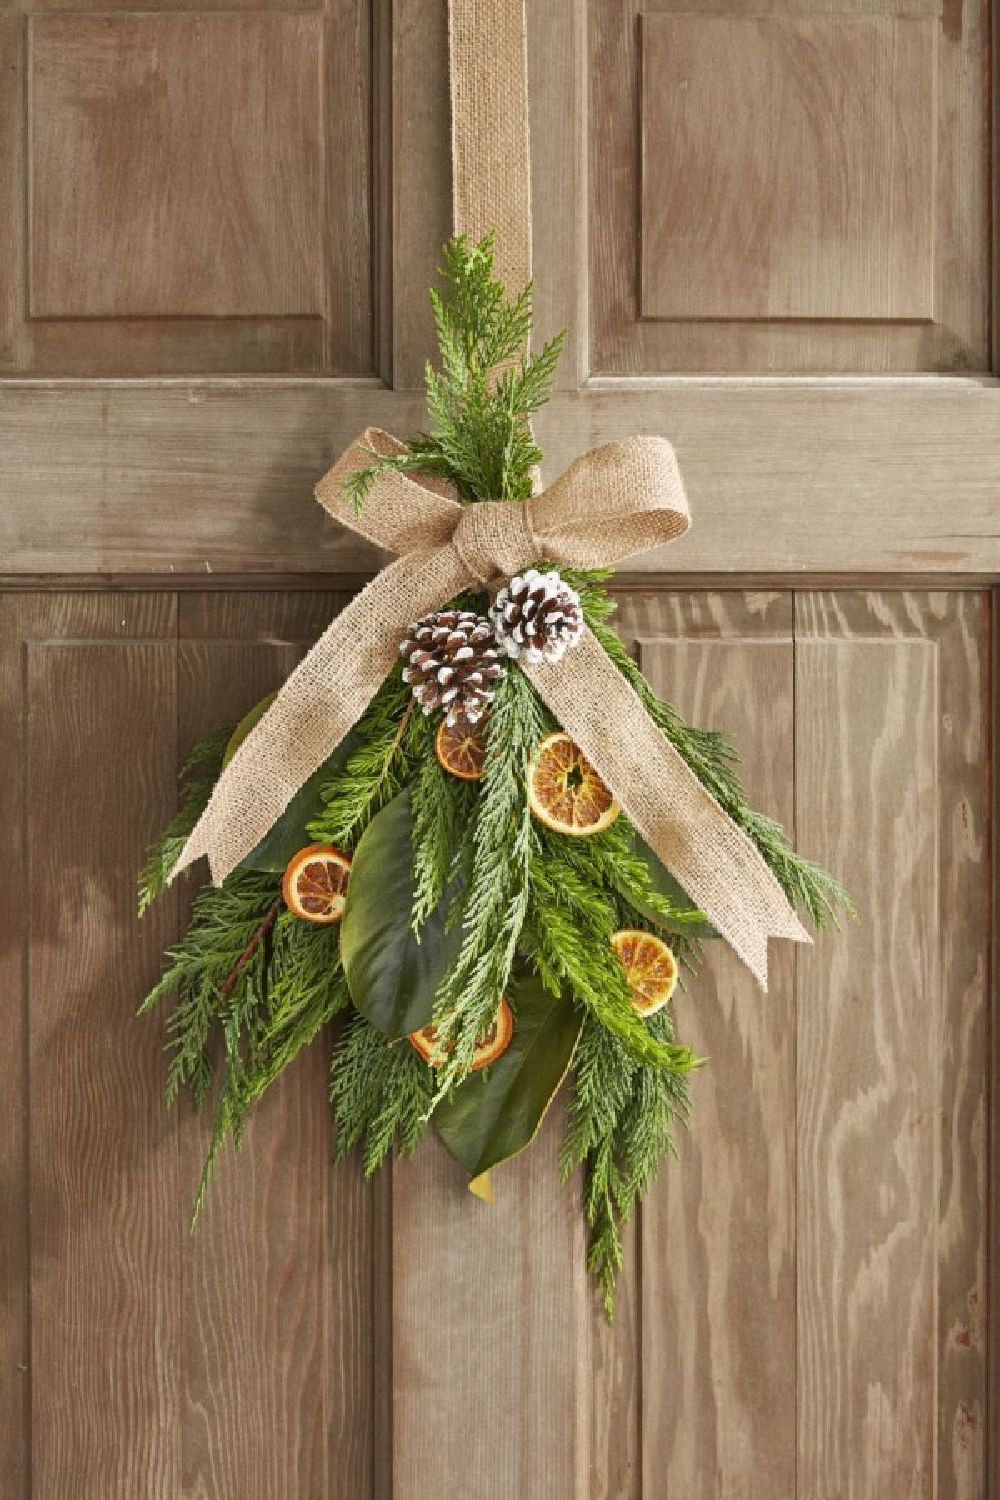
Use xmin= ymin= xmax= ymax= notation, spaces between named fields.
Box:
xmin=490 ymin=569 xmax=584 ymax=665
xmin=399 ymin=610 xmax=505 ymax=725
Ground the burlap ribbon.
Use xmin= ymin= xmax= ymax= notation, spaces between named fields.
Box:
xmin=174 ymin=432 xmax=808 ymax=987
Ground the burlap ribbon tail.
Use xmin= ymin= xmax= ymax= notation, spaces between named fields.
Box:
xmin=174 ymin=432 xmax=809 ymax=989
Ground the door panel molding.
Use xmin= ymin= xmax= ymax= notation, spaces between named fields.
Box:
xmin=3 ymin=380 xmax=998 ymax=576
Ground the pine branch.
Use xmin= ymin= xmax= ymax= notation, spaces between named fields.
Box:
xmin=137 ymin=727 xmax=231 ymax=915
xmin=428 ymin=666 xmax=545 ymax=1092
xmin=139 ymin=869 xmax=348 ymax=1221
xmin=409 ymin=716 xmax=476 ymax=933
xmin=588 ymin=615 xmax=855 ymax=929
xmin=348 ymin=235 xmax=566 ymax=511
xmin=330 ymin=1014 xmax=433 ymax=1172
xmin=563 ymin=1013 xmax=690 ymax=1319
xmin=525 ymin=842 xmax=698 ymax=1076
xmin=309 ymin=669 xmax=420 ymax=849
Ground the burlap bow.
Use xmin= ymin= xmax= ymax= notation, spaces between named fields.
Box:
xmin=174 ymin=428 xmax=809 ymax=987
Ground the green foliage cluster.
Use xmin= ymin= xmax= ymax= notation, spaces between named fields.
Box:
xmin=347 ymin=235 xmax=564 ymax=509
xmin=138 ymin=236 xmax=851 ymax=1315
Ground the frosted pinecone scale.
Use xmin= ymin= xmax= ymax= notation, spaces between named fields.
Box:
xmin=400 ymin=610 xmax=505 ymax=726
xmin=490 ymin=568 xmax=584 ymax=666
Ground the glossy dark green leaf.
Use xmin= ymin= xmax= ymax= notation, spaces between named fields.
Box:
xmin=434 ymin=971 xmax=583 ymax=1179
xmin=224 ymin=692 xmax=364 ymax=872
xmin=340 ymin=789 xmax=464 ymax=1038
xmin=222 ymin=693 xmax=277 ymax=768
xmin=626 ymin=832 xmax=719 ymax=939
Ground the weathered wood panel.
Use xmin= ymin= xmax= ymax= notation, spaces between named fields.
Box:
xmin=0 ymin=2 xmax=372 ymax=375
xmin=390 ymin=1119 xmax=590 ymax=1499
xmin=591 ymin=0 xmax=988 ymax=373
xmin=795 ymin=592 xmax=988 ymax=1499
xmin=27 ymin=619 xmax=182 ymax=1496
xmin=3 ymin=382 xmax=1000 ymax=578
xmin=175 ymin=592 xmax=379 ymax=1500
xmin=637 ymin=598 xmax=798 ymax=1500
xmin=641 ymin=15 xmax=935 ymax=324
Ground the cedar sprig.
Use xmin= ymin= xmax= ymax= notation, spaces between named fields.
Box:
xmin=428 ymin=665 xmax=544 ymax=1091
xmin=409 ymin=716 xmax=477 ymax=934
xmin=524 ymin=842 xmax=697 ymax=1076
xmin=347 ymin=235 xmax=566 ymax=511
xmin=330 ymin=1014 xmax=433 ymax=1173
xmin=563 ymin=1014 xmax=690 ymax=1318
xmin=139 ymin=868 xmax=349 ymax=1219
xmin=588 ymin=615 xmax=855 ymax=929
xmin=137 ymin=726 xmax=231 ymax=916
xmin=309 ymin=667 xmax=420 ymax=850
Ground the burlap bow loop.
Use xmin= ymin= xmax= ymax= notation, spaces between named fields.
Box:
xmin=174 ymin=427 xmax=808 ymax=988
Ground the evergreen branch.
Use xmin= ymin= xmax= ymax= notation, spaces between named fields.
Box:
xmin=429 ymin=667 xmax=544 ymax=1091
xmin=525 ymin=843 xmax=698 ymax=1075
xmin=139 ymin=869 xmax=348 ymax=1220
xmin=349 ymin=235 xmax=566 ymax=510
xmin=564 ymin=1013 xmax=690 ymax=1319
xmin=588 ymin=616 xmax=855 ymax=929
xmin=137 ymin=727 xmax=231 ymax=916
xmin=330 ymin=1015 xmax=433 ymax=1172
xmin=409 ymin=719 xmax=476 ymax=934
xmin=309 ymin=669 xmax=419 ymax=849
xmin=220 ymin=896 xmax=282 ymax=999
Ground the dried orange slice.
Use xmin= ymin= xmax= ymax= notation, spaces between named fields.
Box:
xmin=282 ymin=844 xmax=352 ymax=924
xmin=435 ymin=714 xmax=488 ymax=780
xmin=527 ymin=731 xmax=619 ymax=836
xmin=611 ymin=929 xmax=679 ymax=1016
xmin=410 ymin=998 xmax=514 ymax=1071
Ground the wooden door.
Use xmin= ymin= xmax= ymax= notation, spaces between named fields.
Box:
xmin=1 ymin=3 xmax=996 ymax=1498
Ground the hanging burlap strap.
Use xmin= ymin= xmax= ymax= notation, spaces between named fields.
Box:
xmin=449 ymin=0 xmax=532 ymax=291
xmin=174 ymin=431 xmax=808 ymax=987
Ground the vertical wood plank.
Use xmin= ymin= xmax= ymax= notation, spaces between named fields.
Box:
xmin=637 ymin=611 xmax=797 ymax=1500
xmin=390 ymin=1111 xmax=590 ymax=1499
xmin=391 ymin=0 xmax=451 ymax=388
xmin=0 ymin=598 xmax=29 ymax=1500
xmin=176 ymin=594 xmax=378 ymax=1500
xmin=0 ymin=17 xmax=22 ymax=371
xmin=28 ymin=635 xmax=183 ymax=1497
xmin=796 ymin=592 xmax=988 ymax=1500
xmin=527 ymin=0 xmax=587 ymax=385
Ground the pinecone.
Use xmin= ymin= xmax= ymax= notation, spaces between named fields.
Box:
xmin=490 ymin=568 xmax=584 ymax=665
xmin=399 ymin=610 xmax=505 ymax=726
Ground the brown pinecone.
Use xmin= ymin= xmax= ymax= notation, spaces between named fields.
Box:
xmin=490 ymin=568 xmax=584 ymax=665
xmin=399 ymin=610 xmax=505 ymax=726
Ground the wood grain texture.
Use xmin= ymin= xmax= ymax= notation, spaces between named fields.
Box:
xmin=0 ymin=598 xmax=28 ymax=1500
xmin=31 ymin=17 xmax=323 ymax=319
xmin=641 ymin=15 xmax=935 ymax=322
xmin=0 ymin=591 xmax=177 ymax=1500
xmin=0 ymin=5 xmax=373 ymax=375
xmin=591 ymin=0 xmax=988 ymax=372
xmin=796 ymin=592 xmax=988 ymax=1500
xmin=1 ymin=381 xmax=1000 ymax=577
xmin=0 ymin=17 xmax=19 ymax=370
xmin=798 ymin=630 xmax=938 ymax=1495
xmin=637 ymin=597 xmax=797 ymax=1500
xmin=28 ymin=628 xmax=182 ymax=1497
xmin=390 ymin=0 xmax=452 ymax=388
xmin=390 ymin=1110 xmax=590 ymax=1499
xmin=175 ymin=599 xmax=377 ymax=1500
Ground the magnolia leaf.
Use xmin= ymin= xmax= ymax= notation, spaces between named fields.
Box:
xmin=340 ymin=789 xmax=464 ymax=1038
xmin=627 ymin=832 xmax=719 ymax=939
xmin=224 ymin=692 xmax=364 ymax=873
xmin=434 ymin=972 xmax=583 ymax=1180
xmin=222 ymin=693 xmax=278 ymax=768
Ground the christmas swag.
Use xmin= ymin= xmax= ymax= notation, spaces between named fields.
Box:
xmin=139 ymin=239 xmax=850 ymax=1315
